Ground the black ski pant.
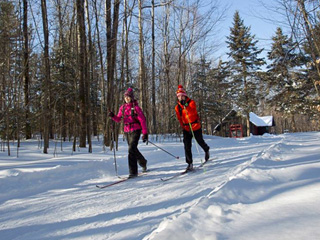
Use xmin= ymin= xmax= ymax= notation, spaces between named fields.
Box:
xmin=125 ymin=130 xmax=147 ymax=175
xmin=183 ymin=128 xmax=209 ymax=164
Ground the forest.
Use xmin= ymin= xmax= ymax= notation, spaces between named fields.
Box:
xmin=0 ymin=0 xmax=319 ymax=154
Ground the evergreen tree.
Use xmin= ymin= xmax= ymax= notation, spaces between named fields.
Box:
xmin=0 ymin=1 xmax=22 ymax=142
xmin=51 ymin=41 xmax=78 ymax=141
xmin=266 ymin=27 xmax=297 ymax=115
xmin=267 ymin=27 xmax=317 ymax=130
xmin=267 ymin=27 xmax=300 ymax=88
xmin=207 ymin=60 xmax=233 ymax=127
xmin=191 ymin=57 xmax=211 ymax=133
xmin=191 ymin=58 xmax=233 ymax=134
xmin=226 ymin=11 xmax=265 ymax=136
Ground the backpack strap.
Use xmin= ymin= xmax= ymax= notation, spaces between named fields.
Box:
xmin=178 ymin=104 xmax=183 ymax=116
xmin=121 ymin=104 xmax=125 ymax=119
xmin=178 ymin=98 xmax=192 ymax=116
xmin=121 ymin=102 xmax=137 ymax=119
xmin=122 ymin=102 xmax=141 ymax=128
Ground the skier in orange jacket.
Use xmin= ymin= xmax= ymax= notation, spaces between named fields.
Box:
xmin=175 ymin=85 xmax=210 ymax=170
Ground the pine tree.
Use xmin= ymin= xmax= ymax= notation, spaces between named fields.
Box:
xmin=207 ymin=60 xmax=233 ymax=128
xmin=267 ymin=27 xmax=317 ymax=130
xmin=267 ymin=27 xmax=300 ymax=88
xmin=226 ymin=11 xmax=265 ymax=136
xmin=0 ymin=1 xmax=22 ymax=148
xmin=191 ymin=57 xmax=211 ymax=133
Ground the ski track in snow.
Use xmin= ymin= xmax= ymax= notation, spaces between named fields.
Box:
xmin=146 ymin=136 xmax=286 ymax=239
xmin=0 ymin=132 xmax=319 ymax=240
xmin=147 ymin=133 xmax=320 ymax=240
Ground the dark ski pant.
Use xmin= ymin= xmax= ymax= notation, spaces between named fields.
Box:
xmin=183 ymin=128 xmax=209 ymax=164
xmin=125 ymin=130 xmax=147 ymax=175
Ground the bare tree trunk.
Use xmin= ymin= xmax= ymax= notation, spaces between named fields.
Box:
xmin=242 ymin=64 xmax=250 ymax=137
xmin=23 ymin=0 xmax=31 ymax=139
xmin=41 ymin=0 xmax=51 ymax=153
xmin=6 ymin=111 xmax=10 ymax=156
xmin=111 ymin=0 xmax=120 ymax=84
xmin=56 ymin=0 xmax=67 ymax=142
xmin=291 ymin=114 xmax=296 ymax=132
xmin=297 ymin=0 xmax=320 ymax=97
xmin=16 ymin=31 xmax=23 ymax=147
xmin=151 ymin=0 xmax=156 ymax=134
xmin=105 ymin=0 xmax=120 ymax=148
xmin=85 ymin=0 xmax=92 ymax=152
xmin=164 ymin=3 xmax=171 ymax=133
xmin=125 ymin=0 xmax=131 ymax=85
xmin=3 ymin=56 xmax=11 ymax=155
xmin=93 ymin=0 xmax=107 ymax=145
xmin=76 ymin=0 xmax=87 ymax=148
xmin=138 ymin=0 xmax=146 ymax=110
xmin=120 ymin=0 xmax=127 ymax=89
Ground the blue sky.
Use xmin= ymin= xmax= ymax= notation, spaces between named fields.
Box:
xmin=217 ymin=0 xmax=282 ymax=60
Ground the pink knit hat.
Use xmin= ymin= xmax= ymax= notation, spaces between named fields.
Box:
xmin=124 ymin=88 xmax=134 ymax=99
xmin=176 ymin=85 xmax=187 ymax=97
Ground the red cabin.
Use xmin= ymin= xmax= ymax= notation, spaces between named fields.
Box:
xmin=229 ymin=124 xmax=243 ymax=138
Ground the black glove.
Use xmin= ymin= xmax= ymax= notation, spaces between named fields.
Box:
xmin=180 ymin=100 xmax=186 ymax=105
xmin=142 ymin=134 xmax=148 ymax=143
xmin=108 ymin=111 xmax=115 ymax=118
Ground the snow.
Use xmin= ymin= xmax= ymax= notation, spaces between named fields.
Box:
xmin=249 ymin=112 xmax=274 ymax=127
xmin=0 ymin=132 xmax=319 ymax=240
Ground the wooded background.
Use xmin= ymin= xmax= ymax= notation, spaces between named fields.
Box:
xmin=0 ymin=0 xmax=319 ymax=154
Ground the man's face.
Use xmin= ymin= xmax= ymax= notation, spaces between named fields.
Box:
xmin=178 ymin=95 xmax=186 ymax=102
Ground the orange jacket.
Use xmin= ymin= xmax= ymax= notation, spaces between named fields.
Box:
xmin=175 ymin=97 xmax=201 ymax=132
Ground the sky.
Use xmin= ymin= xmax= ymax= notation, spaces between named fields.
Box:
xmin=0 ymin=131 xmax=319 ymax=239
xmin=217 ymin=0 xmax=282 ymax=60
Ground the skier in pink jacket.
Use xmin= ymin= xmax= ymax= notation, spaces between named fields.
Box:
xmin=109 ymin=88 xmax=148 ymax=178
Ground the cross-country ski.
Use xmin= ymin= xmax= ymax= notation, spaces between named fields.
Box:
xmin=96 ymin=172 xmax=148 ymax=189
xmin=160 ymin=158 xmax=216 ymax=181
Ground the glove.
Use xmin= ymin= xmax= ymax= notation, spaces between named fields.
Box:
xmin=180 ymin=100 xmax=186 ymax=105
xmin=108 ymin=111 xmax=115 ymax=118
xmin=142 ymin=134 xmax=148 ymax=143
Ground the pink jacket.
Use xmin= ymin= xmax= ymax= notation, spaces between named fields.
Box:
xmin=112 ymin=100 xmax=148 ymax=134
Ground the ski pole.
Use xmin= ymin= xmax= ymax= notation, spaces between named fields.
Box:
xmin=148 ymin=140 xmax=179 ymax=159
xmin=110 ymin=120 xmax=118 ymax=176
xmin=184 ymin=106 xmax=202 ymax=164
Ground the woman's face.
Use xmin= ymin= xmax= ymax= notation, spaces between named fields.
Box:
xmin=124 ymin=96 xmax=131 ymax=103
xmin=177 ymin=95 xmax=186 ymax=102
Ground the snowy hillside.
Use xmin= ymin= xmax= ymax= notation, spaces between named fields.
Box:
xmin=0 ymin=132 xmax=319 ymax=240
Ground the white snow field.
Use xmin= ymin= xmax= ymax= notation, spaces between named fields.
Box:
xmin=0 ymin=132 xmax=319 ymax=240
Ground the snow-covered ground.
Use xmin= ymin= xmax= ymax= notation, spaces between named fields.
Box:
xmin=0 ymin=132 xmax=319 ymax=240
